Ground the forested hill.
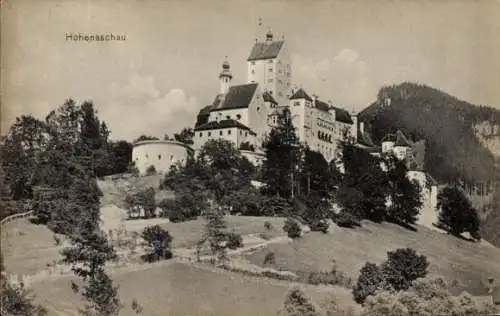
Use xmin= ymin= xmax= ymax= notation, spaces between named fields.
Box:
xmin=358 ymin=82 xmax=500 ymax=184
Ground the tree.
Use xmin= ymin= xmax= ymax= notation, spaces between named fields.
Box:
xmin=1 ymin=115 xmax=48 ymax=200
xmin=381 ymin=248 xmax=429 ymax=291
xmin=133 ymin=135 xmax=159 ymax=143
xmin=0 ymin=166 xmax=18 ymax=220
xmin=337 ymin=142 xmax=389 ymax=223
xmin=280 ymin=288 xmax=319 ymax=316
xmin=141 ymin=225 xmax=173 ymax=262
xmin=353 ymin=248 xmax=429 ymax=304
xmin=437 ymin=186 xmax=480 ymax=237
xmin=173 ymin=127 xmax=194 ymax=145
xmin=262 ymin=108 xmax=301 ymax=198
xmin=298 ymin=147 xmax=338 ymax=199
xmin=353 ymin=263 xmax=387 ymax=304
xmin=125 ymin=187 xmax=156 ymax=219
xmin=79 ymin=267 xmax=121 ymax=316
xmin=201 ymin=202 xmax=229 ymax=266
xmin=385 ymin=154 xmax=422 ymax=225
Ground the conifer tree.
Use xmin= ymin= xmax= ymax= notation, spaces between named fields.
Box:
xmin=262 ymin=108 xmax=301 ymax=198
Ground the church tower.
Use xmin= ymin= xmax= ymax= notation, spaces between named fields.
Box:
xmin=247 ymin=28 xmax=292 ymax=106
xmin=219 ymin=58 xmax=232 ymax=94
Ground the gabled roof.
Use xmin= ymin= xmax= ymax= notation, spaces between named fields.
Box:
xmin=314 ymin=99 xmax=331 ymax=112
xmin=289 ymin=88 xmax=313 ymax=102
xmin=263 ymin=91 xmax=278 ymax=105
xmin=194 ymin=119 xmax=256 ymax=135
xmin=198 ymin=105 xmax=213 ymax=116
xmin=195 ymin=105 xmax=214 ymax=128
xmin=332 ymin=106 xmax=353 ymax=124
xmin=381 ymin=133 xmax=397 ymax=142
xmin=394 ymin=130 xmax=412 ymax=147
xmin=247 ymin=41 xmax=284 ymax=61
xmin=211 ymin=83 xmax=258 ymax=111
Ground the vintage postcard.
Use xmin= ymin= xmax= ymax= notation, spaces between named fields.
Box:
xmin=1 ymin=0 xmax=500 ymax=315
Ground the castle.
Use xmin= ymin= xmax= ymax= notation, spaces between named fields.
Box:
xmin=192 ymin=29 xmax=358 ymax=163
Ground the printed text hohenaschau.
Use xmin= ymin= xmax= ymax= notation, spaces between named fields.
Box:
xmin=65 ymin=33 xmax=126 ymax=42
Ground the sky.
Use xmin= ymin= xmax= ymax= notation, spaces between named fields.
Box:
xmin=2 ymin=0 xmax=500 ymax=141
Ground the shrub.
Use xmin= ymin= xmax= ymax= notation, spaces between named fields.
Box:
xmin=353 ymin=262 xmax=386 ymax=304
xmin=309 ymin=220 xmax=329 ymax=233
xmin=362 ymin=277 xmax=498 ymax=316
xmin=140 ymin=225 xmax=173 ymax=262
xmin=306 ymin=261 xmax=353 ymax=288
xmin=264 ymin=221 xmax=272 ymax=230
xmin=263 ymin=252 xmax=276 ymax=265
xmin=226 ymin=232 xmax=243 ymax=250
xmin=145 ymin=165 xmax=156 ymax=176
xmin=283 ymin=218 xmax=302 ymax=239
xmin=131 ymin=298 xmax=143 ymax=315
xmin=126 ymin=187 xmax=156 ymax=218
xmin=281 ymin=288 xmax=320 ymax=316
xmin=334 ymin=211 xmax=361 ymax=228
xmin=381 ymin=248 xmax=429 ymax=291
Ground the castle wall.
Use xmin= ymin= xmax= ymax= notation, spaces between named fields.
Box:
xmin=132 ymin=140 xmax=193 ymax=175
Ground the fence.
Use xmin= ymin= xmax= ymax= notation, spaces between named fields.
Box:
xmin=1 ymin=210 xmax=34 ymax=316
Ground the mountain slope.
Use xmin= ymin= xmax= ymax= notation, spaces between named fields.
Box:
xmin=358 ymin=82 xmax=500 ymax=246
xmin=359 ymin=82 xmax=500 ymax=184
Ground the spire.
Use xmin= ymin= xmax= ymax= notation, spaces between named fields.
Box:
xmin=219 ymin=57 xmax=232 ymax=94
xmin=266 ymin=27 xmax=273 ymax=43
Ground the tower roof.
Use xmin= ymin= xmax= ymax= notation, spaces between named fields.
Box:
xmin=289 ymin=88 xmax=313 ymax=101
xmin=219 ymin=59 xmax=232 ymax=79
xmin=394 ymin=130 xmax=412 ymax=147
xmin=247 ymin=41 xmax=284 ymax=61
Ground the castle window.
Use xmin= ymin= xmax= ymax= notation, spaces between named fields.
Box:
xmin=269 ymin=68 xmax=273 ymax=73
xmin=245 ymin=132 xmax=248 ymax=137
xmin=170 ymin=155 xmax=174 ymax=160
xmin=226 ymin=115 xmax=230 ymax=120
xmin=294 ymin=101 xmax=300 ymax=106
xmin=257 ymin=107 xmax=260 ymax=112
xmin=199 ymin=132 xmax=203 ymax=137
xmin=228 ymin=130 xmax=232 ymax=135
xmin=158 ymin=154 xmax=162 ymax=160
xmin=268 ymin=60 xmax=273 ymax=64
xmin=220 ymin=130 xmax=223 ymax=136
xmin=251 ymin=61 xmax=255 ymax=65
xmin=208 ymin=132 xmax=211 ymax=137
xmin=236 ymin=114 xmax=241 ymax=120
xmin=251 ymin=69 xmax=255 ymax=75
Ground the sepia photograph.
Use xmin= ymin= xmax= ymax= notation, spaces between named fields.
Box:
xmin=1 ymin=0 xmax=500 ymax=315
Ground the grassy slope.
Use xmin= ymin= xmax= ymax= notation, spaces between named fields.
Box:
xmin=246 ymin=221 xmax=500 ymax=296
xmin=3 ymin=216 xmax=287 ymax=276
xmin=30 ymin=261 xmax=358 ymax=316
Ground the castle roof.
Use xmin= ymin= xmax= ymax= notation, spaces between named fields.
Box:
xmin=247 ymin=41 xmax=284 ymax=61
xmin=314 ymin=99 xmax=331 ymax=112
xmin=263 ymin=91 xmax=278 ymax=105
xmin=394 ymin=130 xmax=412 ymax=147
xmin=194 ymin=119 xmax=256 ymax=135
xmin=290 ymin=88 xmax=313 ymax=102
xmin=331 ymin=106 xmax=353 ymax=124
xmin=211 ymin=83 xmax=259 ymax=111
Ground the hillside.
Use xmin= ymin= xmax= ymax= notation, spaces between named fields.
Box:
xmin=358 ymin=82 xmax=500 ymax=247
xmin=358 ymin=82 xmax=500 ymax=184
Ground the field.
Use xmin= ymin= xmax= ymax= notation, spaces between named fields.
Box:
xmin=30 ymin=261 xmax=359 ymax=316
xmin=245 ymin=220 xmax=500 ymax=296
